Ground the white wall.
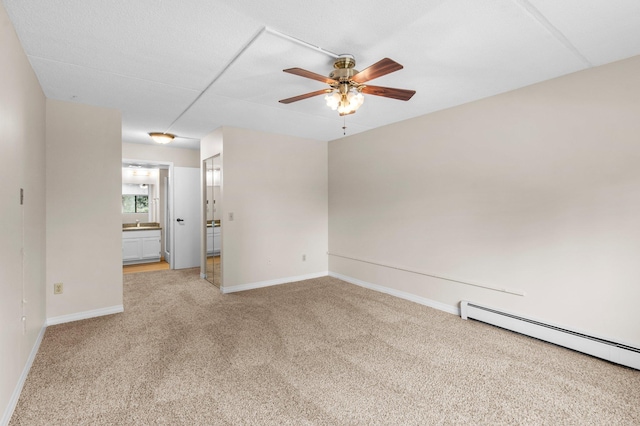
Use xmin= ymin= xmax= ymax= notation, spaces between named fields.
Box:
xmin=123 ymin=142 xmax=200 ymax=168
xmin=200 ymin=128 xmax=223 ymax=162
xmin=329 ymin=55 xmax=640 ymax=347
xmin=46 ymin=99 xmax=123 ymax=320
xmin=0 ymin=3 xmax=47 ymax=423
xmin=201 ymin=127 xmax=328 ymax=290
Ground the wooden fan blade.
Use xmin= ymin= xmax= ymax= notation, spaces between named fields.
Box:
xmin=283 ymin=68 xmax=337 ymax=85
xmin=351 ymin=58 xmax=404 ymax=83
xmin=361 ymin=85 xmax=416 ymax=101
xmin=279 ymin=89 xmax=331 ymax=104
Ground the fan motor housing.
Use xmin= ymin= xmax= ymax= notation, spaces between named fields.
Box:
xmin=330 ymin=55 xmax=358 ymax=81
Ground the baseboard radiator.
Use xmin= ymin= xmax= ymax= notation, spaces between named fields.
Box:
xmin=460 ymin=301 xmax=640 ymax=370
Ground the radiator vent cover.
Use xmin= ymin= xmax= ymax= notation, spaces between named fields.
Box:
xmin=461 ymin=301 xmax=640 ymax=370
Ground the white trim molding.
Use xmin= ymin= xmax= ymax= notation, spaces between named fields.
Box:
xmin=1 ymin=324 xmax=46 ymax=426
xmin=46 ymin=305 xmax=124 ymax=326
xmin=329 ymin=271 xmax=460 ymax=316
xmin=221 ymin=271 xmax=329 ymax=294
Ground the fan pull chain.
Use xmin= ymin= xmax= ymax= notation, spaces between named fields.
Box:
xmin=342 ymin=117 xmax=347 ymax=136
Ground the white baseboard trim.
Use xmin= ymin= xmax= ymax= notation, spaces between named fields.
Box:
xmin=329 ymin=271 xmax=460 ymax=316
xmin=221 ymin=271 xmax=329 ymax=294
xmin=1 ymin=324 xmax=46 ymax=426
xmin=46 ymin=305 xmax=124 ymax=326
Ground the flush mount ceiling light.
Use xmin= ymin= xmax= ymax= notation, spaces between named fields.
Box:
xmin=148 ymin=132 xmax=175 ymax=144
xmin=279 ymin=55 xmax=415 ymax=116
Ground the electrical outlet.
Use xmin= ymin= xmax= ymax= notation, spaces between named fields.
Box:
xmin=302 ymin=254 xmax=306 ymax=261
xmin=54 ymin=282 xmax=63 ymax=294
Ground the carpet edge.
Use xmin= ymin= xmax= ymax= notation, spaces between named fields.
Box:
xmin=2 ymin=323 xmax=46 ymax=426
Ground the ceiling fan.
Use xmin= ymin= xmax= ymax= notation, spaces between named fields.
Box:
xmin=279 ymin=55 xmax=416 ymax=116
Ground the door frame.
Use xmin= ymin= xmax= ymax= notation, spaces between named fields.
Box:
xmin=122 ymin=159 xmax=174 ymax=269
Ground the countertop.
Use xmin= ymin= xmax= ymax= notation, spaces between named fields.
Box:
xmin=123 ymin=222 xmax=162 ymax=231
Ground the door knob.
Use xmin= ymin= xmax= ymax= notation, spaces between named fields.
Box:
xmin=176 ymin=218 xmax=184 ymax=222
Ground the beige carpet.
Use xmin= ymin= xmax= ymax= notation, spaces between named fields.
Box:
xmin=10 ymin=269 xmax=640 ymax=425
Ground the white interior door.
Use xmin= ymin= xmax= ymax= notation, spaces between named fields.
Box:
xmin=173 ymin=167 xmax=201 ymax=269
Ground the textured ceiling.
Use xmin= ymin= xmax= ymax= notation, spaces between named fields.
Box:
xmin=4 ymin=0 xmax=640 ymax=150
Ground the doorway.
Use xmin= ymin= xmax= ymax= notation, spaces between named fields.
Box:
xmin=122 ymin=159 xmax=173 ymax=269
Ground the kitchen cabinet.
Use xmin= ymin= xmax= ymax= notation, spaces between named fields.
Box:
xmin=122 ymin=229 xmax=161 ymax=264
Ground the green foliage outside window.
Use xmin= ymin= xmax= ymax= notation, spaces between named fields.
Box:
xmin=122 ymin=195 xmax=149 ymax=213
xmin=136 ymin=196 xmax=149 ymax=213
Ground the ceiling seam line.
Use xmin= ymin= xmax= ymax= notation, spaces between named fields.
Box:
xmin=264 ymin=27 xmax=340 ymax=59
xmin=511 ymin=0 xmax=593 ymax=68
xmin=25 ymin=54 xmax=201 ymax=92
xmin=165 ymin=26 xmax=340 ymax=134
xmin=165 ymin=26 xmax=268 ymax=133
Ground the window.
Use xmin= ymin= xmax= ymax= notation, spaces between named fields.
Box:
xmin=122 ymin=195 xmax=149 ymax=213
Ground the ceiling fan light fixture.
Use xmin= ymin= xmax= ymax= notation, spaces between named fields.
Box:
xmin=281 ymin=56 xmax=414 ymax=118
xmin=325 ymin=91 xmax=341 ymax=110
xmin=148 ymin=132 xmax=175 ymax=144
xmin=336 ymin=89 xmax=364 ymax=115
xmin=348 ymin=90 xmax=364 ymax=109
